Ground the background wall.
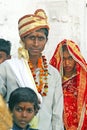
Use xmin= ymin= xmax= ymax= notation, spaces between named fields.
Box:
xmin=0 ymin=0 xmax=87 ymax=61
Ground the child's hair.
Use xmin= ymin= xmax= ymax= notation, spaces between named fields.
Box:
xmin=8 ymin=87 xmax=40 ymax=114
xmin=0 ymin=38 xmax=11 ymax=55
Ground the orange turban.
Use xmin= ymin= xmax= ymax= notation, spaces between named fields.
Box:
xmin=18 ymin=9 xmax=50 ymax=38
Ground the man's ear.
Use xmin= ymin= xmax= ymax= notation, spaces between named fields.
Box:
xmin=46 ymin=37 xmax=48 ymax=42
xmin=7 ymin=55 xmax=11 ymax=60
xmin=21 ymin=37 xmax=25 ymax=42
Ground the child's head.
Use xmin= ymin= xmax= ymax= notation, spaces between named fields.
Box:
xmin=0 ymin=38 xmax=11 ymax=63
xmin=8 ymin=87 xmax=40 ymax=129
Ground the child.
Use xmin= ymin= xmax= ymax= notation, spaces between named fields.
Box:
xmin=8 ymin=87 xmax=40 ymax=130
xmin=0 ymin=38 xmax=11 ymax=63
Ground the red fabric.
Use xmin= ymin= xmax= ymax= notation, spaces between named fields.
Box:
xmin=81 ymin=73 xmax=87 ymax=130
xmin=63 ymin=75 xmax=78 ymax=130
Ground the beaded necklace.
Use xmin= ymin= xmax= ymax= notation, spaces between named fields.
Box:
xmin=28 ymin=55 xmax=48 ymax=96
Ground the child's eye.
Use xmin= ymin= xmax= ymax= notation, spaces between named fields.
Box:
xmin=27 ymin=108 xmax=34 ymax=113
xmin=15 ymin=107 xmax=23 ymax=112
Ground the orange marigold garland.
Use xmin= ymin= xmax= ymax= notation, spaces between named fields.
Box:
xmin=28 ymin=55 xmax=48 ymax=96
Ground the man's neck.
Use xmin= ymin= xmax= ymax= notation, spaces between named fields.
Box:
xmin=29 ymin=54 xmax=41 ymax=69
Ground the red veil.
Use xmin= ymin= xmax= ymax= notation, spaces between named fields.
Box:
xmin=50 ymin=39 xmax=87 ymax=130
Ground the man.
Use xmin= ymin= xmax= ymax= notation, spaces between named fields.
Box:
xmin=50 ymin=39 xmax=87 ymax=130
xmin=0 ymin=9 xmax=64 ymax=130
xmin=0 ymin=38 xmax=11 ymax=63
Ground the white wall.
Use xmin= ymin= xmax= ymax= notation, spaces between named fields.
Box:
xmin=0 ymin=0 xmax=87 ymax=61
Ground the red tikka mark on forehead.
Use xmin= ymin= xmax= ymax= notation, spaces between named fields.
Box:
xmin=22 ymin=106 xmax=26 ymax=111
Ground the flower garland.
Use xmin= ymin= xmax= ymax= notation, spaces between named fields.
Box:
xmin=28 ymin=55 xmax=48 ymax=96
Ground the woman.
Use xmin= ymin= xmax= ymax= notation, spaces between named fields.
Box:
xmin=50 ymin=39 xmax=87 ymax=130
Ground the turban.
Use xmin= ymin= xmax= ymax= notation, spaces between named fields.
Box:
xmin=18 ymin=9 xmax=50 ymax=38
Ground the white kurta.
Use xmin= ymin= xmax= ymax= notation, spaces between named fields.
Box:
xmin=36 ymin=65 xmax=64 ymax=130
xmin=0 ymin=57 xmax=42 ymax=102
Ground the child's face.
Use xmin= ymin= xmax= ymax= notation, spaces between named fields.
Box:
xmin=13 ymin=102 xmax=35 ymax=129
xmin=0 ymin=51 xmax=10 ymax=63
xmin=0 ymin=51 xmax=7 ymax=63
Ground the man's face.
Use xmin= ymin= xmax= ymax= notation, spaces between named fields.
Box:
xmin=0 ymin=51 xmax=10 ymax=64
xmin=63 ymin=50 xmax=76 ymax=75
xmin=13 ymin=102 xmax=35 ymax=129
xmin=23 ymin=30 xmax=48 ymax=57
